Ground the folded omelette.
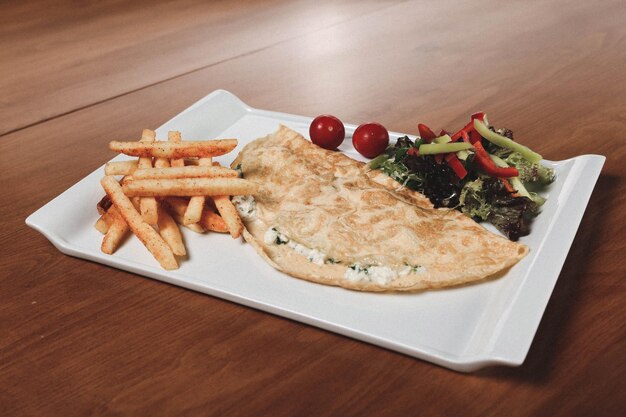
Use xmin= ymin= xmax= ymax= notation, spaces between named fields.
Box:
xmin=231 ymin=125 xmax=528 ymax=292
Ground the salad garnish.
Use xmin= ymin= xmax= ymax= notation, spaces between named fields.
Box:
xmin=369 ymin=113 xmax=555 ymax=241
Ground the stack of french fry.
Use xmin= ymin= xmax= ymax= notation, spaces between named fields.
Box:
xmin=95 ymin=129 xmax=257 ymax=270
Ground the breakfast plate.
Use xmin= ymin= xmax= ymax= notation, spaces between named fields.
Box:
xmin=26 ymin=90 xmax=604 ymax=372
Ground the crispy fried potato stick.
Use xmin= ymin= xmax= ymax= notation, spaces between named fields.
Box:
xmin=184 ymin=157 xmax=213 ymax=225
xmin=96 ymin=195 xmax=113 ymax=215
xmin=157 ymin=207 xmax=186 ymax=256
xmin=132 ymin=165 xmax=237 ymax=180
xmin=183 ymin=197 xmax=204 ymax=225
xmin=167 ymin=131 xmax=186 ymax=168
xmin=173 ymin=213 xmax=206 ymax=233
xmin=154 ymin=154 xmax=171 ymax=169
xmin=164 ymin=197 xmax=227 ymax=233
xmin=138 ymin=129 xmax=158 ymax=225
xmin=101 ymin=176 xmax=178 ymax=270
xmin=182 ymin=159 xmax=220 ymax=166
xmin=212 ymin=195 xmax=243 ymax=238
xmin=94 ymin=216 xmax=109 ymax=234
xmin=108 ymin=139 xmax=237 ymax=159
xmin=101 ymin=206 xmax=130 ymax=254
xmin=161 ymin=197 xmax=189 ymax=217
xmin=200 ymin=199 xmax=229 ymax=233
xmin=122 ymin=178 xmax=257 ymax=197
xmin=104 ymin=160 xmax=138 ymax=176
xmin=94 ymin=203 xmax=122 ymax=234
xmin=161 ymin=198 xmax=206 ymax=233
xmin=199 ymin=208 xmax=229 ymax=233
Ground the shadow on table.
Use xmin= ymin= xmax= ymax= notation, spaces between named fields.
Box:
xmin=475 ymin=173 xmax=619 ymax=381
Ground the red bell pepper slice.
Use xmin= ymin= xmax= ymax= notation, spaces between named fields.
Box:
xmin=471 ymin=112 xmax=485 ymax=121
xmin=473 ymin=141 xmax=519 ymax=178
xmin=501 ymin=178 xmax=515 ymax=193
xmin=461 ymin=119 xmax=482 ymax=144
xmin=417 ymin=124 xmax=442 ymax=162
xmin=500 ymin=178 xmax=521 ymax=197
xmin=468 ymin=132 xmax=480 ymax=144
xmin=444 ymin=153 xmax=467 ymax=180
xmin=450 ymin=113 xmax=485 ymax=144
xmin=458 ymin=113 xmax=485 ymax=131
xmin=461 ymin=119 xmax=477 ymax=132
xmin=451 ymin=129 xmax=470 ymax=143
xmin=417 ymin=123 xmax=437 ymax=143
xmin=407 ymin=147 xmax=419 ymax=156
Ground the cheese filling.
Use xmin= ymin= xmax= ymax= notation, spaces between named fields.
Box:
xmin=231 ymin=195 xmax=257 ymax=220
xmin=263 ymin=226 xmax=425 ymax=284
xmin=344 ymin=263 xmax=425 ymax=285
xmin=264 ymin=227 xmax=327 ymax=265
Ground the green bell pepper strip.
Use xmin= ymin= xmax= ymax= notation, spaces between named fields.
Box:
xmin=433 ymin=134 xmax=452 ymax=144
xmin=474 ymin=119 xmax=543 ymax=163
xmin=473 ymin=141 xmax=519 ymax=178
xmin=418 ymin=142 xmax=473 ymax=155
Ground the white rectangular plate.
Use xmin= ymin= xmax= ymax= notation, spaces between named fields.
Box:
xmin=26 ymin=90 xmax=604 ymax=372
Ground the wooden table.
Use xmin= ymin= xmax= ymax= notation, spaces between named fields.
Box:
xmin=2 ymin=1 xmax=624 ymax=415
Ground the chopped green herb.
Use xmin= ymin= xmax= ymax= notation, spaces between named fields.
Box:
xmin=235 ymin=164 xmax=244 ymax=178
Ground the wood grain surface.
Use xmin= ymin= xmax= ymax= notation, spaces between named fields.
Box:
xmin=1 ymin=0 xmax=625 ymax=416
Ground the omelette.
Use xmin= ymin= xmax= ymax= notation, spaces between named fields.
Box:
xmin=231 ymin=125 xmax=528 ymax=292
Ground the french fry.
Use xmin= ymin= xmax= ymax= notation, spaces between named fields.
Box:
xmin=94 ymin=204 xmax=120 ymax=234
xmin=154 ymin=155 xmax=170 ymax=169
xmin=183 ymin=196 xmax=204 ymax=225
xmin=199 ymin=201 xmax=229 ymax=233
xmin=157 ymin=208 xmax=186 ymax=256
xmin=184 ymin=156 xmax=213 ymax=225
xmin=138 ymin=130 xmax=155 ymax=162
xmin=164 ymin=197 xmax=227 ymax=233
xmin=132 ymin=165 xmax=237 ymax=180
xmin=104 ymin=160 xmax=138 ymax=176
xmin=168 ymin=131 xmax=185 ymax=167
xmin=99 ymin=128 xmax=246 ymax=269
xmin=95 ymin=182 xmax=129 ymax=235
xmin=162 ymin=197 xmax=190 ymax=217
xmin=138 ymin=130 xmax=159 ymax=225
xmin=180 ymin=158 xmax=219 ymax=166
xmin=109 ymin=137 xmax=238 ymax=159
xmin=199 ymin=208 xmax=229 ymax=233
xmin=161 ymin=197 xmax=207 ymax=233
xmin=101 ymin=206 xmax=130 ymax=254
xmin=95 ymin=217 xmax=109 ymax=234
xmin=97 ymin=195 xmax=113 ymax=215
xmin=212 ymin=195 xmax=243 ymax=238
xmin=173 ymin=213 xmax=206 ymax=233
xmin=122 ymin=177 xmax=257 ymax=197
xmin=140 ymin=197 xmax=159 ymax=224
xmin=100 ymin=176 xmax=178 ymax=270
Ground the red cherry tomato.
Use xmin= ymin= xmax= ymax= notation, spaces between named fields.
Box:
xmin=352 ymin=122 xmax=389 ymax=158
xmin=309 ymin=115 xmax=345 ymax=150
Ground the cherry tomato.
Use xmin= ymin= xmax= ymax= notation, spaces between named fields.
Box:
xmin=352 ymin=122 xmax=389 ymax=158
xmin=309 ymin=115 xmax=345 ymax=150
